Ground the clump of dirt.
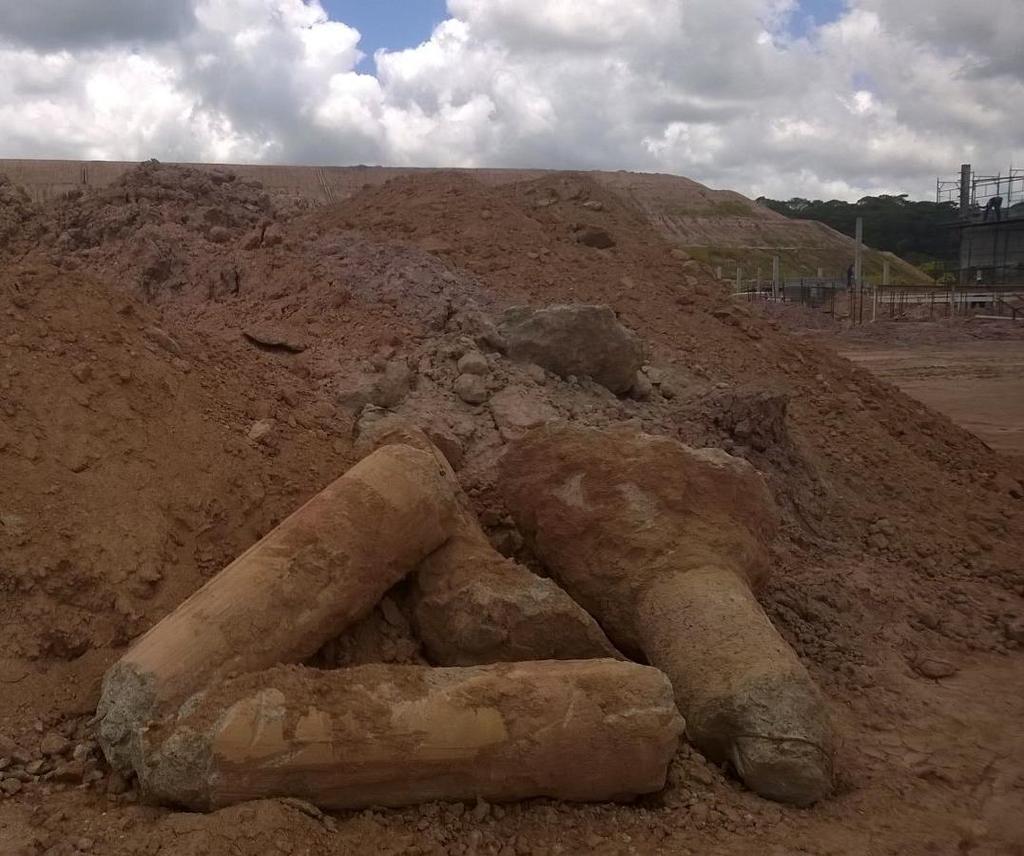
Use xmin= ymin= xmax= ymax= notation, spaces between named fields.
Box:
xmin=1 ymin=163 xmax=1022 ymax=855
xmin=0 ymin=174 xmax=36 ymax=248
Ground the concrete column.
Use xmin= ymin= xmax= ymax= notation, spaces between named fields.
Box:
xmin=854 ymin=217 xmax=864 ymax=290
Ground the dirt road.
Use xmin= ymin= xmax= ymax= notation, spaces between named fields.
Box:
xmin=840 ymin=339 xmax=1024 ymax=457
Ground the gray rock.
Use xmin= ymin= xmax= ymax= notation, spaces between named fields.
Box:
xmin=630 ymin=372 xmax=654 ymax=401
xmin=575 ymin=228 xmax=615 ymax=249
xmin=337 ymin=361 xmax=414 ymax=413
xmin=489 ymin=388 xmax=558 ymax=441
xmin=497 ymin=304 xmax=642 ymax=395
xmin=40 ymin=733 xmax=70 ymax=757
xmin=457 ymin=351 xmax=489 ymax=376
xmin=454 ymin=374 xmax=489 ymax=405
xmin=247 ymin=420 xmax=275 ymax=443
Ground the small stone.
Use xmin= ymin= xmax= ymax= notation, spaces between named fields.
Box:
xmin=912 ymin=656 xmax=958 ymax=680
xmin=670 ymin=248 xmax=691 ymax=261
xmin=25 ymin=759 xmax=47 ymax=775
xmin=71 ymin=743 xmax=96 ymax=763
xmin=575 ymin=227 xmax=615 ymax=249
xmin=117 ymin=368 xmax=132 ymax=384
xmin=630 ymin=372 xmax=654 ymax=401
xmin=40 ymin=733 xmax=70 ymax=757
xmin=457 ymin=351 xmax=490 ymax=376
xmin=525 ymin=364 xmax=547 ymax=384
xmin=70 ymin=362 xmax=92 ymax=383
xmin=454 ymin=374 xmax=489 ymax=405
xmin=243 ymin=325 xmax=308 ymax=354
xmin=471 ymin=797 xmax=491 ymax=822
xmin=208 ymin=226 xmax=231 ymax=244
xmin=380 ymin=597 xmax=405 ymax=629
xmin=263 ymin=224 xmax=285 ymax=247
xmin=172 ymin=358 xmax=192 ymax=374
xmin=143 ymin=326 xmax=182 ymax=356
xmin=489 ymin=387 xmax=558 ymax=441
xmin=137 ymin=566 xmax=163 ymax=584
xmin=1 ymin=777 xmax=22 ymax=795
xmin=582 ymin=200 xmax=604 ymax=211
xmin=247 ymin=419 xmax=275 ymax=443
xmin=76 ymin=837 xmax=94 ymax=852
xmin=105 ymin=772 xmax=128 ymax=796
xmin=53 ymin=760 xmax=86 ymax=783
xmin=1001 ymin=615 xmax=1024 ymax=644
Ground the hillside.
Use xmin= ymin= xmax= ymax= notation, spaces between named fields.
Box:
xmin=0 ymin=158 xmax=930 ymax=284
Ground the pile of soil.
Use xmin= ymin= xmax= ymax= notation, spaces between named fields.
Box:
xmin=0 ymin=163 xmax=1022 ymax=855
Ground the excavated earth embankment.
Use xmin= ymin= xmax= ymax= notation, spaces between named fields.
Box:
xmin=0 ymin=162 xmax=1022 ymax=855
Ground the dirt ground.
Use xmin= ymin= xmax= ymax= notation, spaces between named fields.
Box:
xmin=1 ymin=165 xmax=1022 ymax=856
xmin=839 ymin=334 xmax=1024 ymax=458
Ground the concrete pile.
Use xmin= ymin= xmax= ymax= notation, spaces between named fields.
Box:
xmin=94 ymin=311 xmax=836 ymax=812
xmin=501 ymin=424 xmax=836 ymax=806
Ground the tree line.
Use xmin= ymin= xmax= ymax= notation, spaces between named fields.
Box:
xmin=755 ymin=194 xmax=959 ymax=264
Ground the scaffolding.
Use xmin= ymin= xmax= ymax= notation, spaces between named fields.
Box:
xmin=937 ymin=164 xmax=1024 ymax=219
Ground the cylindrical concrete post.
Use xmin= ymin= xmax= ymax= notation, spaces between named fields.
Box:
xmin=97 ymin=444 xmax=459 ymax=771
xmin=131 ymin=661 xmax=684 ymax=811
xmin=501 ymin=425 xmax=836 ymax=806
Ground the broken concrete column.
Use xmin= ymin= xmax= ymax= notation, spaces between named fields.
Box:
xmin=501 ymin=424 xmax=835 ymax=806
xmin=355 ymin=414 xmax=622 ymax=665
xmin=412 ymin=515 xmax=622 ymax=666
xmin=131 ymin=660 xmax=684 ymax=811
xmin=97 ymin=444 xmax=458 ymax=771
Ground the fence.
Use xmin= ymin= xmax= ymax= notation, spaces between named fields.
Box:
xmin=731 ymin=275 xmax=1024 ymax=324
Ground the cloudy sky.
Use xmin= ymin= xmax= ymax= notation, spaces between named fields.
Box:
xmin=0 ymin=0 xmax=1021 ymax=200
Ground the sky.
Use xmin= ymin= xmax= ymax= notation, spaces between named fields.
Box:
xmin=321 ymin=1 xmax=447 ymax=66
xmin=0 ymin=0 xmax=1021 ymax=201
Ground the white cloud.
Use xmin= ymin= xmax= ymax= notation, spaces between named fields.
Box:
xmin=0 ymin=0 xmax=1021 ymax=200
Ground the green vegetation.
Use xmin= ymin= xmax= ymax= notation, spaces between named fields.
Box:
xmin=755 ymin=194 xmax=959 ymax=265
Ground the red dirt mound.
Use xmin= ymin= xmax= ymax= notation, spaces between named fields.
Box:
xmin=0 ymin=164 xmax=1021 ymax=855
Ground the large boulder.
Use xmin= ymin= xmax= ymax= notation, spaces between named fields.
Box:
xmin=496 ymin=305 xmax=642 ymax=394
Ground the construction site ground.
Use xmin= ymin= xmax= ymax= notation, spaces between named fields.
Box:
xmin=836 ymin=325 xmax=1024 ymax=458
xmin=0 ymin=165 xmax=1021 ymax=856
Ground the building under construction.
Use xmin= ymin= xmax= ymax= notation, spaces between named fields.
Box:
xmin=938 ymin=164 xmax=1024 ymax=284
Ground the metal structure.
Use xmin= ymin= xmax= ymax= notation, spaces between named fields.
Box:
xmin=936 ymin=164 xmax=1024 ymax=287
xmin=937 ymin=164 xmax=1024 ymax=213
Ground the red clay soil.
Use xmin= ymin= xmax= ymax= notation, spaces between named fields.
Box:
xmin=0 ymin=163 xmax=1022 ymax=855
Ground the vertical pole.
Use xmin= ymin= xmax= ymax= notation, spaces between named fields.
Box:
xmin=736 ymin=267 xmax=742 ymax=295
xmin=715 ymin=266 xmax=722 ymax=281
xmin=756 ymin=266 xmax=762 ymax=294
xmin=854 ymin=217 xmax=864 ymax=326
xmin=960 ymin=164 xmax=972 ymax=214
xmin=882 ymin=260 xmax=891 ymax=286
xmin=772 ymin=256 xmax=780 ymax=302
